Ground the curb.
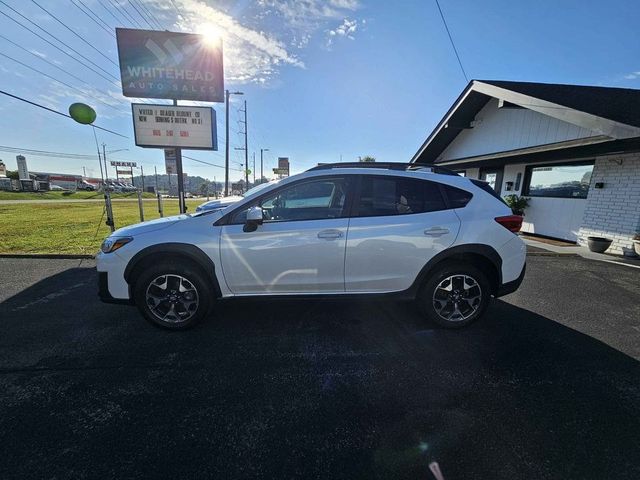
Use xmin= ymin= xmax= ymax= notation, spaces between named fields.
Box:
xmin=0 ymin=254 xmax=95 ymax=260
xmin=527 ymin=252 xmax=580 ymax=257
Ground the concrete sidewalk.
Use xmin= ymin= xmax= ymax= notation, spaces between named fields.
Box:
xmin=523 ymin=237 xmax=640 ymax=269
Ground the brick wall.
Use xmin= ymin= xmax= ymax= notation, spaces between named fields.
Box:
xmin=578 ymin=154 xmax=640 ymax=255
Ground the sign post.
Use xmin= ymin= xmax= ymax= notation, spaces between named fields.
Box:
xmin=174 ymin=99 xmax=186 ymax=213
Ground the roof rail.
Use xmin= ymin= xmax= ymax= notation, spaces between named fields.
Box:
xmin=307 ymin=162 xmax=460 ymax=176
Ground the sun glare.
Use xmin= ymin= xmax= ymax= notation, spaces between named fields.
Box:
xmin=199 ymin=23 xmax=223 ymax=47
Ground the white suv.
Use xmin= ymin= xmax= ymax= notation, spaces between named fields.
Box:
xmin=97 ymin=163 xmax=526 ymax=330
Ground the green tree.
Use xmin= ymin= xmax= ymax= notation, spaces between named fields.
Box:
xmin=6 ymin=170 xmax=19 ymax=180
xmin=360 ymin=156 xmax=376 ymax=162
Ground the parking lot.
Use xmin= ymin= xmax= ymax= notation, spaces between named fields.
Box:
xmin=1 ymin=255 xmax=639 ymax=479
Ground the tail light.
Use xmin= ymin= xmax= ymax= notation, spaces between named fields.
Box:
xmin=495 ymin=215 xmax=523 ymax=233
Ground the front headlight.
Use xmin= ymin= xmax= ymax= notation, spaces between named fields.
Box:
xmin=100 ymin=236 xmax=133 ymax=254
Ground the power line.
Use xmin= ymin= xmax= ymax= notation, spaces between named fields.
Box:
xmin=68 ymin=0 xmax=117 ymax=38
xmin=107 ymin=0 xmax=144 ymax=28
xmin=0 ymin=33 xmax=99 ymax=91
xmin=131 ymin=0 xmax=165 ymax=29
xmin=183 ymin=155 xmax=242 ymax=171
xmin=434 ymin=0 xmax=468 ymax=83
xmin=30 ymin=0 xmax=118 ymax=64
xmin=96 ymin=0 xmax=129 ymax=26
xmin=0 ymin=9 xmax=118 ymax=87
xmin=0 ymin=5 xmax=154 ymax=106
xmin=127 ymin=0 xmax=155 ymax=29
xmin=0 ymin=2 xmax=119 ymax=82
xmin=0 ymin=90 xmax=128 ymax=138
xmin=0 ymin=51 xmax=128 ymax=114
xmin=0 ymin=145 xmax=99 ymax=160
xmin=169 ymin=0 xmax=184 ymax=19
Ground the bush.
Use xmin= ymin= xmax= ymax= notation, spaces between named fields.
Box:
xmin=503 ymin=195 xmax=530 ymax=215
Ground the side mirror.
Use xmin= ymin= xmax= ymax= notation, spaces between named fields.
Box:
xmin=243 ymin=206 xmax=264 ymax=232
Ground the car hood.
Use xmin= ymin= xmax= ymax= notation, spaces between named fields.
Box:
xmin=111 ymin=214 xmax=188 ymax=237
xmin=197 ymin=196 xmax=243 ymax=210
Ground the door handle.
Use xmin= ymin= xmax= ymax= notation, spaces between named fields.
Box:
xmin=317 ymin=229 xmax=343 ymax=239
xmin=424 ymin=227 xmax=450 ymax=237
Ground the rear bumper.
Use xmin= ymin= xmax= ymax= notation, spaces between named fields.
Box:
xmin=98 ymin=271 xmax=133 ymax=305
xmin=495 ymin=263 xmax=526 ymax=297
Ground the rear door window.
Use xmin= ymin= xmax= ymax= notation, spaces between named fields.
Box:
xmin=354 ymin=176 xmax=446 ymax=217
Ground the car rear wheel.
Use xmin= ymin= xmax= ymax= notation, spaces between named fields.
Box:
xmin=133 ymin=261 xmax=213 ymax=330
xmin=418 ymin=262 xmax=491 ymax=328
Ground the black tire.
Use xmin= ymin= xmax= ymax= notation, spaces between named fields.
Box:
xmin=417 ymin=262 xmax=491 ymax=329
xmin=133 ymin=260 xmax=214 ymax=330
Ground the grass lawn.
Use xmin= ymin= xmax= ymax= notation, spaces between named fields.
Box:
xmin=0 ymin=191 xmax=156 ymax=200
xmin=0 ymin=199 xmax=203 ymax=255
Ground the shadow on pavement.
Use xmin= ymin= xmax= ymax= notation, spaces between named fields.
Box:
xmin=0 ymin=266 xmax=639 ymax=479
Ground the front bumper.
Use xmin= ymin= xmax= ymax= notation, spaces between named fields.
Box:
xmin=97 ymin=271 xmax=133 ymax=305
xmin=495 ymin=263 xmax=526 ymax=298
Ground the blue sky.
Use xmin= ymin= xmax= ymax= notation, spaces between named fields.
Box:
xmin=1 ymin=0 xmax=639 ymax=181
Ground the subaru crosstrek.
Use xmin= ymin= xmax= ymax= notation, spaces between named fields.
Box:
xmin=97 ymin=163 xmax=526 ymax=330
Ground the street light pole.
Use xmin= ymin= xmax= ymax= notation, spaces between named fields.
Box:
xmin=260 ymin=148 xmax=269 ymax=183
xmin=225 ymin=89 xmax=243 ymax=196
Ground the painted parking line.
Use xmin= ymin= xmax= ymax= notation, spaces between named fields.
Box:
xmin=12 ymin=282 xmax=87 ymax=311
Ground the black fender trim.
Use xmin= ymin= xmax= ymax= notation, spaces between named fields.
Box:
xmin=98 ymin=271 xmax=134 ymax=305
xmin=496 ymin=263 xmax=526 ymax=298
xmin=406 ymin=243 xmax=503 ymax=298
xmin=123 ymin=243 xmax=221 ymax=297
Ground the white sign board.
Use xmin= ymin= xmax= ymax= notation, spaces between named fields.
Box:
xmin=110 ymin=161 xmax=137 ymax=167
xmin=132 ymin=104 xmax=217 ymax=150
xmin=164 ymin=149 xmax=177 ymax=174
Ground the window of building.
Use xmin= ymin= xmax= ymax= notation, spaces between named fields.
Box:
xmin=523 ymin=161 xmax=594 ymax=199
xmin=354 ymin=176 xmax=446 ymax=217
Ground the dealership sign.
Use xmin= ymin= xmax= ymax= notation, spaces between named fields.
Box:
xmin=164 ymin=148 xmax=177 ymax=174
xmin=132 ymin=104 xmax=217 ymax=150
xmin=110 ymin=161 xmax=137 ymax=167
xmin=116 ymin=28 xmax=224 ymax=102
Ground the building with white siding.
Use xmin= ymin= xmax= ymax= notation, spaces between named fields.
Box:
xmin=412 ymin=80 xmax=640 ymax=255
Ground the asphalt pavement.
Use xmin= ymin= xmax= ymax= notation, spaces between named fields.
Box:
xmin=0 ymin=256 xmax=639 ymax=479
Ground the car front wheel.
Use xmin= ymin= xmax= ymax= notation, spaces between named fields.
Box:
xmin=133 ymin=261 xmax=213 ymax=330
xmin=418 ymin=262 xmax=491 ymax=328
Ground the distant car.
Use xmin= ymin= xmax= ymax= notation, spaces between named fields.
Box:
xmin=106 ymin=182 xmax=123 ymax=192
xmin=50 ymin=184 xmax=65 ymax=191
xmin=79 ymin=181 xmax=96 ymax=191
xmin=195 ymin=181 xmax=279 ymax=212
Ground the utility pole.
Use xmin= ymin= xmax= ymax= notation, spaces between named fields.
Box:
xmin=173 ymin=99 xmax=186 ymax=213
xmin=225 ymin=89 xmax=244 ymax=196
xmin=98 ymin=140 xmax=114 ymax=232
xmin=260 ymin=148 xmax=269 ymax=183
xmin=102 ymin=144 xmax=109 ymax=181
xmin=252 ymin=152 xmax=256 ymax=184
xmin=140 ymin=165 xmax=145 ymax=191
xmin=154 ymin=166 xmax=158 ymax=191
xmin=82 ymin=166 xmax=86 ymax=177
xmin=243 ymin=100 xmax=249 ymax=188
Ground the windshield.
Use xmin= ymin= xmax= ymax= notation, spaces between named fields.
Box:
xmin=241 ymin=180 xmax=280 ymax=198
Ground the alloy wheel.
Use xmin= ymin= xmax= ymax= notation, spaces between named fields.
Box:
xmin=432 ymin=274 xmax=482 ymax=322
xmin=145 ymin=274 xmax=199 ymax=323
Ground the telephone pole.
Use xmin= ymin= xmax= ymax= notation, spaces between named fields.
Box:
xmin=243 ymin=100 xmax=249 ymax=187
xmin=225 ymin=89 xmax=243 ymax=196
xmin=260 ymin=148 xmax=269 ymax=183
xmin=252 ymin=152 xmax=256 ymax=183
